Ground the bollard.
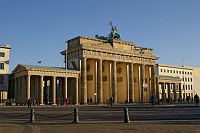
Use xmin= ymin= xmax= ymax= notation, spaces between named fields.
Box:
xmin=73 ymin=108 xmax=79 ymax=123
xmin=30 ymin=109 xmax=35 ymax=123
xmin=124 ymin=107 xmax=130 ymax=123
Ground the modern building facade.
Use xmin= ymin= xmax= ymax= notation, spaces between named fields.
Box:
xmin=157 ymin=64 xmax=193 ymax=102
xmin=186 ymin=66 xmax=200 ymax=97
xmin=0 ymin=44 xmax=11 ymax=103
xmin=11 ymin=35 xmax=159 ymax=105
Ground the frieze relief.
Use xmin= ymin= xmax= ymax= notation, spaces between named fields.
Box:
xmin=83 ymin=50 xmax=156 ymax=64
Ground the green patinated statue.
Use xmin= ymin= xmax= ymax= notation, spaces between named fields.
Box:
xmin=95 ymin=22 xmax=121 ymax=41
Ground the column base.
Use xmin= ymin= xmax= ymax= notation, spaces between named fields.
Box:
xmin=40 ymin=104 xmax=45 ymax=106
xmin=52 ymin=104 xmax=57 ymax=106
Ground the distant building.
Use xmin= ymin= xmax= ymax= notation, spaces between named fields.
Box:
xmin=185 ymin=66 xmax=200 ymax=97
xmin=157 ymin=64 xmax=193 ymax=102
xmin=0 ymin=44 xmax=11 ymax=103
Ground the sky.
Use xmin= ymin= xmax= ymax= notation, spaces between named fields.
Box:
xmin=1 ymin=0 xmax=200 ymax=72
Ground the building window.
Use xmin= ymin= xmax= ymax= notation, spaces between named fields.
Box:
xmin=170 ymin=70 xmax=172 ymax=73
xmin=188 ymin=78 xmax=189 ymax=82
xmin=164 ymin=69 xmax=166 ymax=72
xmin=191 ymin=85 xmax=193 ymax=90
xmin=173 ymin=70 xmax=175 ymax=73
xmin=183 ymin=85 xmax=184 ymax=89
xmin=188 ymin=72 xmax=189 ymax=75
xmin=0 ymin=63 xmax=4 ymax=70
xmin=185 ymin=78 xmax=187 ymax=81
xmin=0 ymin=75 xmax=4 ymax=85
xmin=161 ymin=69 xmax=162 ymax=72
xmin=0 ymin=52 xmax=5 ymax=57
xmin=179 ymin=71 xmax=181 ymax=74
xmin=190 ymin=72 xmax=192 ymax=75
xmin=191 ymin=78 xmax=192 ymax=82
xmin=183 ymin=78 xmax=184 ymax=81
xmin=188 ymin=85 xmax=190 ymax=90
xmin=167 ymin=70 xmax=169 ymax=73
xmin=186 ymin=85 xmax=187 ymax=90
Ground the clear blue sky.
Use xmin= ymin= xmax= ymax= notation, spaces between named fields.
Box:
xmin=1 ymin=0 xmax=200 ymax=72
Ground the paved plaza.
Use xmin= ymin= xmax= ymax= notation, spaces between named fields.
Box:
xmin=0 ymin=103 xmax=200 ymax=133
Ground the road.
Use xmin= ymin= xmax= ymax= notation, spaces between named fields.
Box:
xmin=0 ymin=103 xmax=200 ymax=123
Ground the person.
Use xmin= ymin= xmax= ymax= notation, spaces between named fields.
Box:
xmin=129 ymin=98 xmax=133 ymax=103
xmin=110 ymin=96 xmax=113 ymax=106
xmin=150 ymin=95 xmax=155 ymax=106
xmin=194 ymin=94 xmax=199 ymax=106
xmin=65 ymin=98 xmax=69 ymax=106
xmin=90 ymin=98 xmax=92 ymax=104
xmin=125 ymin=99 xmax=128 ymax=104
xmin=57 ymin=97 xmax=61 ymax=105
xmin=33 ymin=98 xmax=37 ymax=105
xmin=27 ymin=98 xmax=32 ymax=108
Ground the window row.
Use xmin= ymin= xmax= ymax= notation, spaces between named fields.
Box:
xmin=183 ymin=77 xmax=192 ymax=82
xmin=160 ymin=69 xmax=192 ymax=75
xmin=183 ymin=85 xmax=193 ymax=90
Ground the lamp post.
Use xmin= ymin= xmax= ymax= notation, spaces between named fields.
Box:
xmin=137 ymin=47 xmax=148 ymax=105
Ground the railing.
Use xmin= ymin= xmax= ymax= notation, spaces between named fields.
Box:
xmin=0 ymin=107 xmax=130 ymax=124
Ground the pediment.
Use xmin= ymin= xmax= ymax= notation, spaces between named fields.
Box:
xmin=12 ymin=64 xmax=27 ymax=73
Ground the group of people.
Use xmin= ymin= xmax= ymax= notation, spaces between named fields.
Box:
xmin=150 ymin=93 xmax=200 ymax=106
xmin=27 ymin=98 xmax=38 ymax=108
xmin=57 ymin=97 xmax=70 ymax=105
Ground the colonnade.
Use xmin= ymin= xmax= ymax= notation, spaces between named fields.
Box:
xmin=81 ymin=57 xmax=157 ymax=104
xmin=14 ymin=75 xmax=79 ymax=105
xmin=158 ymin=82 xmax=182 ymax=102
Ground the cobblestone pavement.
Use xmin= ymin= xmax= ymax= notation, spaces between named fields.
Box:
xmin=0 ymin=122 xmax=200 ymax=133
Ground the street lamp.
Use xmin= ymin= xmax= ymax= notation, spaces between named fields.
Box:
xmin=136 ymin=47 xmax=148 ymax=105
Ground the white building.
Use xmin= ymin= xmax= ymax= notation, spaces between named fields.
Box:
xmin=186 ymin=66 xmax=200 ymax=97
xmin=157 ymin=64 xmax=193 ymax=101
xmin=0 ymin=44 xmax=11 ymax=103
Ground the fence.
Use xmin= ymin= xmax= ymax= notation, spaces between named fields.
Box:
xmin=0 ymin=107 xmax=130 ymax=124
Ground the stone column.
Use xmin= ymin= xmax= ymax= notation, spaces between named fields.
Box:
xmin=161 ymin=83 xmax=165 ymax=102
xmin=141 ymin=64 xmax=145 ymax=103
xmin=75 ymin=78 xmax=79 ymax=104
xmin=151 ymin=65 xmax=156 ymax=97
xmin=97 ymin=59 xmax=103 ymax=104
xmin=126 ymin=64 xmax=129 ymax=102
xmin=112 ymin=61 xmax=117 ymax=103
xmin=179 ymin=83 xmax=182 ymax=101
xmin=129 ymin=63 xmax=134 ymax=102
xmin=14 ymin=77 xmax=18 ymax=103
xmin=40 ymin=76 xmax=44 ymax=105
xmin=63 ymin=77 xmax=68 ymax=99
xmin=173 ymin=83 xmax=177 ymax=102
xmin=167 ymin=83 xmax=171 ymax=103
xmin=81 ymin=57 xmax=87 ymax=104
xmin=27 ymin=75 xmax=30 ymax=101
xmin=22 ymin=76 xmax=25 ymax=103
xmin=18 ymin=76 xmax=22 ymax=104
xmin=156 ymin=77 xmax=159 ymax=101
xmin=52 ymin=76 xmax=56 ymax=105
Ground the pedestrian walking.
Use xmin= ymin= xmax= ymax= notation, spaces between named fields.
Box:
xmin=110 ymin=96 xmax=113 ymax=106
xmin=27 ymin=98 xmax=32 ymax=108
xmin=65 ymin=98 xmax=69 ymax=106
xmin=150 ymin=95 xmax=155 ymax=106
xmin=194 ymin=94 xmax=199 ymax=106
